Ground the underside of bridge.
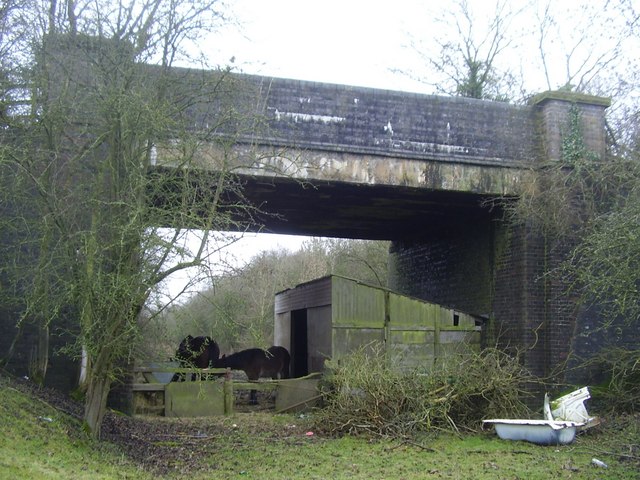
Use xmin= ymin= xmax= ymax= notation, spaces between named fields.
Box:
xmin=149 ymin=167 xmax=503 ymax=241
xmin=242 ymin=175 xmax=502 ymax=240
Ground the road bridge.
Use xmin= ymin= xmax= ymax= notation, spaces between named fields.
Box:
xmin=152 ymin=71 xmax=606 ymax=241
xmin=150 ymin=71 xmax=610 ymax=389
xmin=2 ymin=36 xmax=615 ymax=396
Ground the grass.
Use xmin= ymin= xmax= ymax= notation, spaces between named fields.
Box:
xmin=187 ymin=423 xmax=639 ymax=480
xmin=0 ymin=383 xmax=153 ymax=480
xmin=1 ymin=376 xmax=638 ymax=480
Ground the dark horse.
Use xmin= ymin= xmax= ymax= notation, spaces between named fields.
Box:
xmin=213 ymin=346 xmax=290 ymax=404
xmin=172 ymin=335 xmax=220 ymax=381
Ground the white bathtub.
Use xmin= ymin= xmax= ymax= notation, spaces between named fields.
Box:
xmin=482 ymin=419 xmax=583 ymax=445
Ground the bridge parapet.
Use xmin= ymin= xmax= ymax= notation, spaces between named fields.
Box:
xmin=43 ymin=37 xmax=608 ymax=197
xmin=233 ymin=75 xmax=539 ymax=168
xmin=531 ymin=90 xmax=610 ymax=162
xmin=158 ymin=72 xmax=609 ymax=197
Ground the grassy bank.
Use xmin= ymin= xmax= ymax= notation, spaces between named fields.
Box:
xmin=0 ymin=378 xmax=151 ymax=479
xmin=1 ymin=374 xmax=638 ymax=479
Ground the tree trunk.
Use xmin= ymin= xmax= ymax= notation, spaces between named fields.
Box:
xmin=83 ymin=372 xmax=111 ymax=439
xmin=29 ymin=323 xmax=49 ymax=385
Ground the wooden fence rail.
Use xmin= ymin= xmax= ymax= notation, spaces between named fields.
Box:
xmin=131 ymin=365 xmax=320 ymax=416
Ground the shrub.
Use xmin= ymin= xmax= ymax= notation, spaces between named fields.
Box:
xmin=313 ymin=344 xmax=534 ymax=438
xmin=588 ymin=347 xmax=640 ymax=413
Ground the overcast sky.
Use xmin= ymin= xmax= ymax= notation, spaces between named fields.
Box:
xmin=206 ymin=0 xmax=635 ymax=96
xmin=212 ymin=0 xmax=430 ymax=93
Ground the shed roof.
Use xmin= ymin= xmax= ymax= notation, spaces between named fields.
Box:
xmin=275 ymin=274 xmax=487 ymax=320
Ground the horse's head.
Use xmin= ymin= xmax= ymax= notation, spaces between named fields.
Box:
xmin=206 ymin=337 xmax=220 ymax=361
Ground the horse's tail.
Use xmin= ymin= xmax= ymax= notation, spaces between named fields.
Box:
xmin=268 ymin=346 xmax=291 ymax=379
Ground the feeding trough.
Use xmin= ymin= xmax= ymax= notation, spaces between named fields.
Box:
xmin=482 ymin=419 xmax=582 ymax=445
xmin=483 ymin=387 xmax=598 ymax=445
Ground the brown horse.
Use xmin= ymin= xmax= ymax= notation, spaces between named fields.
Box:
xmin=172 ymin=335 xmax=220 ymax=381
xmin=213 ymin=346 xmax=290 ymax=404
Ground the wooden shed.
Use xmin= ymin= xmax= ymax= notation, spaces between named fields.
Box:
xmin=274 ymin=275 xmax=485 ymax=377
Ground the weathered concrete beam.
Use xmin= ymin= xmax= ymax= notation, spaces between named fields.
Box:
xmin=155 ymin=142 xmax=528 ymax=197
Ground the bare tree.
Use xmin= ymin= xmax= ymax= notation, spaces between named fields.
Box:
xmin=0 ymin=0 xmax=287 ymax=438
xmin=533 ymin=0 xmax=638 ymax=94
xmin=399 ymin=0 xmax=640 ymax=107
xmin=402 ymin=0 xmax=525 ymax=101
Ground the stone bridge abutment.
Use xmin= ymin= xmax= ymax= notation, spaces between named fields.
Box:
xmin=386 ymin=92 xmax=611 ymax=385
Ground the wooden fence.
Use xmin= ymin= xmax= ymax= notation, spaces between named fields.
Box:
xmin=132 ymin=365 xmax=321 ymax=417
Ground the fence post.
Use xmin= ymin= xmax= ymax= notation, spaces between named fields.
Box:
xmin=223 ymin=369 xmax=233 ymax=414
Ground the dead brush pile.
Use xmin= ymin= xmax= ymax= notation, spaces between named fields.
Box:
xmin=313 ymin=344 xmax=534 ymax=437
xmin=588 ymin=347 xmax=640 ymax=413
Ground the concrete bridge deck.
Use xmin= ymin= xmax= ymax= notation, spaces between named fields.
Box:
xmin=150 ymin=70 xmax=607 ymax=239
xmin=43 ymin=36 xmax=608 ymax=241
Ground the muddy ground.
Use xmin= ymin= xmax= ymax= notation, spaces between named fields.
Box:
xmin=9 ymin=375 xmax=310 ymax=476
